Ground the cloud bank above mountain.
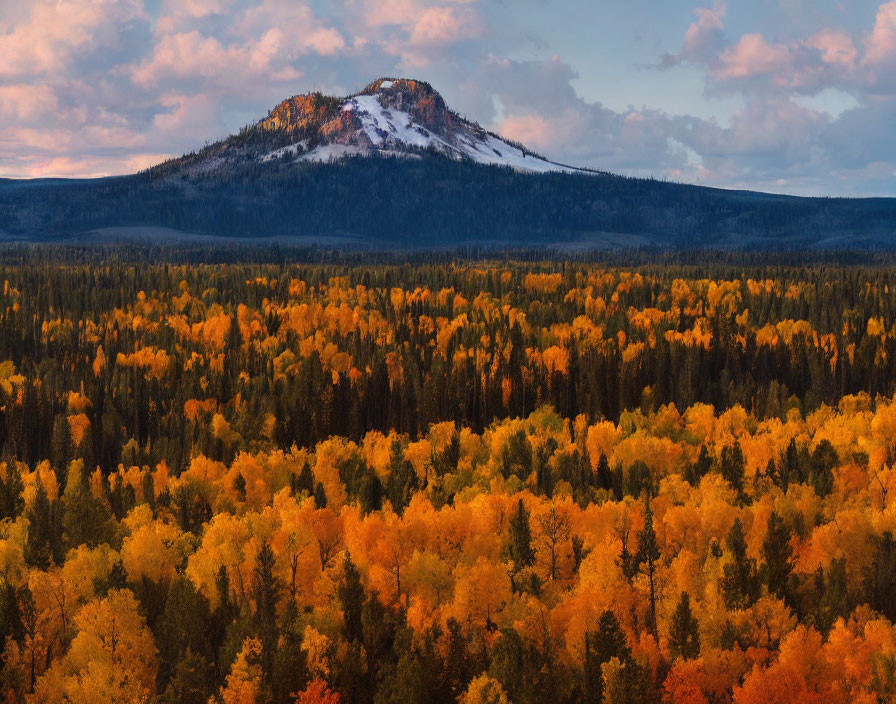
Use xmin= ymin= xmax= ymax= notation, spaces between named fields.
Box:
xmin=0 ymin=0 xmax=893 ymax=196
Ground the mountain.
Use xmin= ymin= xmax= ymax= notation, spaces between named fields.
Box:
xmin=0 ymin=77 xmax=894 ymax=248
xmin=158 ymin=78 xmax=588 ymax=176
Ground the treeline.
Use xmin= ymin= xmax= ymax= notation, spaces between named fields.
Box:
xmin=1 ymin=152 xmax=895 ymax=245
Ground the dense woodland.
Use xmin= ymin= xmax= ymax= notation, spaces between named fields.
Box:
xmin=1 ymin=152 xmax=895 ymax=246
xmin=3 ymin=251 xmax=896 ymax=702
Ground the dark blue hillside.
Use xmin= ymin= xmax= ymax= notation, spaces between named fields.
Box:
xmin=0 ymin=153 xmax=893 ymax=247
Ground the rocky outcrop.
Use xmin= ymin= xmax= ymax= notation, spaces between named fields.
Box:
xmin=259 ymin=78 xmax=460 ymax=146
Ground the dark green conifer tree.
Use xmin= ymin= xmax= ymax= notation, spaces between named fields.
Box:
xmin=668 ymin=592 xmax=700 ymax=660
xmin=720 ymin=518 xmax=760 ymax=609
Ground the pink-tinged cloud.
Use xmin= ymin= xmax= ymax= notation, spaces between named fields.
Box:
xmin=667 ymin=4 xmax=872 ymax=95
xmin=155 ymin=16 xmax=177 ymax=34
xmin=153 ymin=93 xmax=220 ymax=134
xmin=0 ymin=127 xmax=73 ymax=152
xmin=303 ymin=27 xmax=348 ymax=56
xmin=359 ymin=0 xmax=482 ymax=66
xmin=247 ymin=28 xmax=288 ymax=71
xmin=409 ymin=7 xmax=480 ymax=46
xmin=808 ymin=29 xmax=858 ymax=68
xmin=132 ymin=31 xmax=235 ymax=86
xmin=865 ymin=0 xmax=896 ymax=65
xmin=233 ymin=1 xmax=349 ymax=56
xmin=662 ymin=1 xmax=726 ymax=67
xmin=0 ymin=0 xmax=146 ymax=76
xmin=375 ymin=4 xmax=483 ymax=67
xmin=131 ymin=30 xmax=302 ymax=88
xmin=162 ymin=0 xmax=236 ymax=20
xmin=16 ymin=154 xmax=173 ymax=179
xmin=682 ymin=2 xmax=725 ymax=57
xmin=0 ymin=84 xmax=58 ymax=120
xmin=363 ymin=0 xmax=424 ymax=29
xmin=0 ymin=121 xmax=145 ymax=154
xmin=716 ymin=34 xmax=792 ymax=79
xmin=82 ymin=125 xmax=147 ymax=150
xmin=497 ymin=114 xmax=552 ymax=147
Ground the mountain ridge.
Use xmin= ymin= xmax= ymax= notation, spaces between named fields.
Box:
xmin=0 ymin=77 xmax=894 ymax=248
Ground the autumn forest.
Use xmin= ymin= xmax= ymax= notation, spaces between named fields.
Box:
xmin=3 ymin=249 xmax=896 ymax=704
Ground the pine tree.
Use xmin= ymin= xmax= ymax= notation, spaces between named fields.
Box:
xmin=386 ymin=440 xmax=418 ymax=515
xmin=0 ymin=581 xmax=23 ymax=667
xmin=866 ymin=531 xmax=896 ymax=622
xmin=271 ymin=600 xmax=309 ymax=704
xmin=158 ymin=576 xmax=213 ymax=691
xmin=584 ymin=610 xmax=630 ymax=703
xmin=810 ymin=439 xmax=837 ymax=497
xmin=443 ymin=618 xmax=472 ymax=700
xmin=668 ymin=592 xmax=700 ymax=660
xmin=500 ymin=430 xmax=532 ymax=480
xmin=252 ymin=542 xmax=282 ymax=690
xmin=571 ymin=534 xmax=590 ymax=574
xmin=0 ymin=461 xmax=23 ymax=520
xmin=24 ymin=478 xmax=61 ymax=568
xmin=293 ymin=461 xmax=314 ymax=496
xmin=812 ymin=557 xmax=848 ymax=634
xmin=720 ymin=518 xmax=760 ymax=609
xmin=233 ymin=472 xmax=247 ymax=502
xmin=141 ymin=470 xmax=156 ymax=510
xmin=779 ymin=438 xmax=801 ymax=490
xmin=505 ymin=499 xmax=535 ymax=585
xmin=62 ymin=459 xmax=114 ymax=550
xmin=161 ymin=649 xmax=215 ymax=704
xmin=761 ymin=511 xmax=794 ymax=603
xmin=210 ymin=566 xmax=237 ymax=672
xmin=50 ymin=414 xmax=72 ymax=473
xmin=359 ymin=470 xmax=383 ymax=514
xmin=719 ymin=443 xmax=745 ymax=495
xmin=225 ymin=313 xmax=243 ymax=352
xmin=338 ymin=553 xmax=365 ymax=644
xmin=635 ymin=497 xmax=660 ymax=639
xmin=93 ymin=559 xmax=127 ymax=596
xmin=684 ymin=445 xmax=712 ymax=486
xmin=595 ymin=453 xmax=612 ymax=492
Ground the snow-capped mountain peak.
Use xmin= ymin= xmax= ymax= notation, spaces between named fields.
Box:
xmin=255 ymin=78 xmax=588 ymax=174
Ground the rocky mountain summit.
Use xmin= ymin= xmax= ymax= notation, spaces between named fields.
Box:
xmin=159 ymin=78 xmax=589 ymax=176
xmin=255 ymin=78 xmax=588 ymax=173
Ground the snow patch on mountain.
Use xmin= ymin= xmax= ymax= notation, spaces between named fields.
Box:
xmin=299 ymin=144 xmax=367 ymax=162
xmin=344 ymin=92 xmax=583 ymax=173
xmin=349 ymin=95 xmax=438 ymax=149
xmin=262 ymin=141 xmax=309 ymax=162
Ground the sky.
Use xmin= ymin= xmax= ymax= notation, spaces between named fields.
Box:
xmin=0 ymin=0 xmax=894 ymax=196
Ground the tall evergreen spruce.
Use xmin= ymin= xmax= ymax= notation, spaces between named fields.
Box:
xmin=668 ymin=592 xmax=700 ymax=660
xmin=505 ymin=498 xmax=535 ymax=588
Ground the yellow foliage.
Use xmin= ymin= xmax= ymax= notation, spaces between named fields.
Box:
xmin=460 ymin=674 xmax=510 ymax=704
xmin=302 ymin=625 xmax=332 ymax=679
xmin=32 ymin=589 xmax=157 ymax=704
xmin=218 ymin=637 xmax=263 ymax=704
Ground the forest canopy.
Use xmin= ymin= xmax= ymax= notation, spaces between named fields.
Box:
xmin=1 ymin=250 xmax=896 ymax=703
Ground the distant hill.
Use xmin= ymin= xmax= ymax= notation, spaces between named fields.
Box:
xmin=0 ymin=78 xmax=894 ymax=248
